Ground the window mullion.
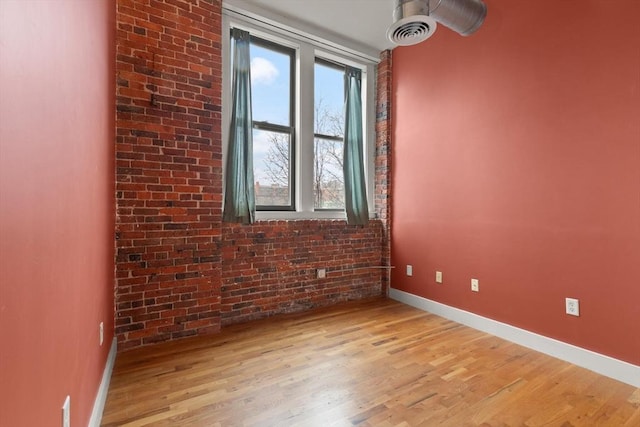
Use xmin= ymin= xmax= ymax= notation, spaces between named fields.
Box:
xmin=253 ymin=121 xmax=292 ymax=134
xmin=314 ymin=133 xmax=343 ymax=142
xmin=297 ymin=42 xmax=315 ymax=213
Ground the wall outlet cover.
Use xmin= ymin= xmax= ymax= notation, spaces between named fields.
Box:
xmin=435 ymin=271 xmax=443 ymax=283
xmin=565 ymin=298 xmax=580 ymax=316
xmin=406 ymin=265 xmax=413 ymax=276
xmin=471 ymin=278 xmax=479 ymax=292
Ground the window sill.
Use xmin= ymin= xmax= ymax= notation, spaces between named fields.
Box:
xmin=254 ymin=211 xmax=377 ymax=222
xmin=255 ymin=210 xmax=347 ymax=221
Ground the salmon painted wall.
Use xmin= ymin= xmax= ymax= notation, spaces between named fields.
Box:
xmin=0 ymin=1 xmax=115 ymax=426
xmin=391 ymin=0 xmax=639 ymax=365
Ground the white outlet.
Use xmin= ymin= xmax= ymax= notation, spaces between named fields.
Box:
xmin=471 ymin=278 xmax=479 ymax=292
xmin=317 ymin=268 xmax=326 ymax=279
xmin=565 ymin=298 xmax=580 ymax=316
xmin=99 ymin=322 xmax=104 ymax=346
xmin=406 ymin=265 xmax=413 ymax=276
xmin=435 ymin=271 xmax=443 ymax=283
xmin=62 ymin=395 xmax=70 ymax=427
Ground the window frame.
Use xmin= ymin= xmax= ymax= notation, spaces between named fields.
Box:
xmin=313 ymin=57 xmax=346 ymax=211
xmin=222 ymin=8 xmax=376 ymax=221
xmin=248 ymin=35 xmax=297 ymax=211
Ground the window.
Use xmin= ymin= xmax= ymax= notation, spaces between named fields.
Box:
xmin=314 ymin=59 xmax=345 ymax=210
xmin=250 ymin=37 xmax=295 ymax=210
xmin=222 ymin=9 xmax=376 ymax=220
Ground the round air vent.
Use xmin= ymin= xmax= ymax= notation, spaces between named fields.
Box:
xmin=387 ymin=0 xmax=437 ymax=46
xmin=387 ymin=15 xmax=437 ymax=46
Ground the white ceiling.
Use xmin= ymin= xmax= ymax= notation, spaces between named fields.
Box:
xmin=225 ymin=0 xmax=396 ymax=55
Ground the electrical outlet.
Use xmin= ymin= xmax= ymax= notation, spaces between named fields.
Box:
xmin=471 ymin=278 xmax=479 ymax=292
xmin=435 ymin=271 xmax=443 ymax=283
xmin=406 ymin=265 xmax=413 ymax=276
xmin=317 ymin=268 xmax=326 ymax=279
xmin=565 ymin=298 xmax=580 ymax=316
xmin=99 ymin=322 xmax=104 ymax=346
xmin=62 ymin=396 xmax=70 ymax=427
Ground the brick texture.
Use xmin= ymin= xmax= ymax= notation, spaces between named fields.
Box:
xmin=376 ymin=50 xmax=393 ymax=295
xmin=114 ymin=0 xmax=392 ymax=350
xmin=115 ymin=0 xmax=223 ymax=351
xmin=221 ymin=220 xmax=384 ymax=325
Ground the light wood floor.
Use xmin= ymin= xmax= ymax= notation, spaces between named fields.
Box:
xmin=101 ymin=298 xmax=640 ymax=426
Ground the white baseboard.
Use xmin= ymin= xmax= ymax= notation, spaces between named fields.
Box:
xmin=88 ymin=337 xmax=117 ymax=427
xmin=389 ymin=288 xmax=640 ymax=388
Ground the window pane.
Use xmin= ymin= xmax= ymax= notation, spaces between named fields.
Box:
xmin=250 ymin=41 xmax=291 ymax=126
xmin=254 ymin=129 xmax=291 ymax=207
xmin=314 ymin=137 xmax=344 ymax=209
xmin=314 ymin=61 xmax=345 ymax=137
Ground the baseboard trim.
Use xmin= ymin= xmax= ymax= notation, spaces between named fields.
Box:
xmin=389 ymin=288 xmax=640 ymax=388
xmin=88 ymin=337 xmax=117 ymax=427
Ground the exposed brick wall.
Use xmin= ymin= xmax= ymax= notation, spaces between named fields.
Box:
xmin=376 ymin=50 xmax=393 ymax=295
xmin=115 ymin=0 xmax=223 ymax=351
xmin=114 ymin=0 xmax=392 ymax=350
xmin=221 ymin=221 xmax=384 ymax=325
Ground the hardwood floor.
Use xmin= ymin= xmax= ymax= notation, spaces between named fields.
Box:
xmin=101 ymin=298 xmax=640 ymax=426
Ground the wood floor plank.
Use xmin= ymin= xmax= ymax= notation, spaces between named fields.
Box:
xmin=101 ymin=298 xmax=639 ymax=426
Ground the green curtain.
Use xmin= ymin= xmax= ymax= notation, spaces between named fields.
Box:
xmin=343 ymin=67 xmax=369 ymax=225
xmin=223 ymin=28 xmax=255 ymax=224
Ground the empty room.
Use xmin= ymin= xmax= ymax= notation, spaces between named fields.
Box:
xmin=1 ymin=0 xmax=638 ymax=426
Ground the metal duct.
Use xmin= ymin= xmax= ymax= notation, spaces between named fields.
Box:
xmin=429 ymin=0 xmax=487 ymax=36
xmin=387 ymin=0 xmax=486 ymax=46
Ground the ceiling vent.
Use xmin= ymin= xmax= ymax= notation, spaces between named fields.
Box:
xmin=387 ymin=0 xmax=437 ymax=46
xmin=387 ymin=0 xmax=487 ymax=46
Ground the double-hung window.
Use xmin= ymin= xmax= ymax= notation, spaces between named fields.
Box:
xmin=222 ymin=7 xmax=376 ymax=220
xmin=314 ymin=59 xmax=345 ymax=210
xmin=249 ymin=37 xmax=295 ymax=210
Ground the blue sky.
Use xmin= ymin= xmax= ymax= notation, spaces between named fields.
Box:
xmin=250 ymin=44 xmax=291 ymax=126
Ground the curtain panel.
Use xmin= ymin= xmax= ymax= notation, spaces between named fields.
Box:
xmin=343 ymin=67 xmax=369 ymax=225
xmin=223 ymin=28 xmax=256 ymax=224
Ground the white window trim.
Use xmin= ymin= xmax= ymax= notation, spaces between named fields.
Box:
xmin=222 ymin=5 xmax=377 ymax=221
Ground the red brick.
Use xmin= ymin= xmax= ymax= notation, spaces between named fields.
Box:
xmin=115 ymin=0 xmax=390 ymax=352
